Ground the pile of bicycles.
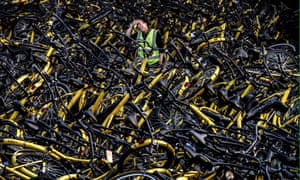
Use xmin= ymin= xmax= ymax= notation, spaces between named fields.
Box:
xmin=0 ymin=0 xmax=299 ymax=179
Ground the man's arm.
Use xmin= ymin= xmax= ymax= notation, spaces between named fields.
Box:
xmin=125 ymin=21 xmax=138 ymax=50
xmin=126 ymin=23 xmax=134 ymax=37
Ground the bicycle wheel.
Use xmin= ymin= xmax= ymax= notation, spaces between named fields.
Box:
xmin=13 ymin=15 xmax=36 ymax=41
xmin=264 ymin=49 xmax=298 ymax=78
xmin=34 ymin=82 xmax=70 ymax=107
xmin=44 ymin=122 xmax=90 ymax=159
xmin=33 ymin=81 xmax=71 ymax=119
xmin=111 ymin=171 xmax=159 ymax=180
xmin=12 ymin=149 xmax=70 ymax=178
xmin=0 ymin=119 xmax=23 ymax=138
xmin=118 ymin=139 xmax=175 ymax=172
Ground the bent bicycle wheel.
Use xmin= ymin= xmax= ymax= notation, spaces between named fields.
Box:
xmin=0 ymin=119 xmax=23 ymax=138
xmin=117 ymin=138 xmax=175 ymax=172
xmin=110 ymin=171 xmax=159 ymax=180
xmin=12 ymin=149 xmax=70 ymax=178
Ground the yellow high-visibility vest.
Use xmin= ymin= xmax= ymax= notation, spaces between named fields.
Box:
xmin=137 ymin=29 xmax=160 ymax=65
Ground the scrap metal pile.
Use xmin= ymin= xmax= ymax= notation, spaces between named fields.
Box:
xmin=0 ymin=0 xmax=299 ymax=179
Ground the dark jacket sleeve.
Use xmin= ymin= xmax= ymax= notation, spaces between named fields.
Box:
xmin=125 ymin=33 xmax=137 ymax=43
xmin=156 ymin=31 xmax=164 ymax=53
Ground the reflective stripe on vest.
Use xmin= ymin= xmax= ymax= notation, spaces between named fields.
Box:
xmin=137 ymin=29 xmax=160 ymax=65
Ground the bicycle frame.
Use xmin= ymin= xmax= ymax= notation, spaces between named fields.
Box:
xmin=6 ymin=50 xmax=55 ymax=121
xmin=0 ymin=136 xmax=176 ymax=179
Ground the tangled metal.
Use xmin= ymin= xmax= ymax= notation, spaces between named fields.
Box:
xmin=0 ymin=0 xmax=299 ymax=179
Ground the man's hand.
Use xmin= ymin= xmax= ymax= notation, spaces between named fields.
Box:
xmin=132 ymin=19 xmax=142 ymax=26
xmin=126 ymin=19 xmax=141 ymax=36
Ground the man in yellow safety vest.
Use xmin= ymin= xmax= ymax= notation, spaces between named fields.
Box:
xmin=126 ymin=18 xmax=164 ymax=66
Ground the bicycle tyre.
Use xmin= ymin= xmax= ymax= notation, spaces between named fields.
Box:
xmin=117 ymin=138 xmax=175 ymax=172
xmin=34 ymin=81 xmax=71 ymax=108
xmin=32 ymin=81 xmax=72 ymax=120
xmin=0 ymin=119 xmax=23 ymax=138
xmin=264 ymin=49 xmax=298 ymax=78
xmin=110 ymin=171 xmax=159 ymax=180
xmin=12 ymin=149 xmax=70 ymax=178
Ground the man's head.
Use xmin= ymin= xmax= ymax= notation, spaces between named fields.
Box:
xmin=135 ymin=18 xmax=149 ymax=33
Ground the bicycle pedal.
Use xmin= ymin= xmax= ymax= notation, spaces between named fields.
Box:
xmin=32 ymin=53 xmax=47 ymax=63
xmin=229 ymin=95 xmax=243 ymax=110
xmin=126 ymin=112 xmax=138 ymax=128
xmin=189 ymin=130 xmax=207 ymax=145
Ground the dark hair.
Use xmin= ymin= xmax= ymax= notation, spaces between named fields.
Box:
xmin=136 ymin=16 xmax=150 ymax=25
